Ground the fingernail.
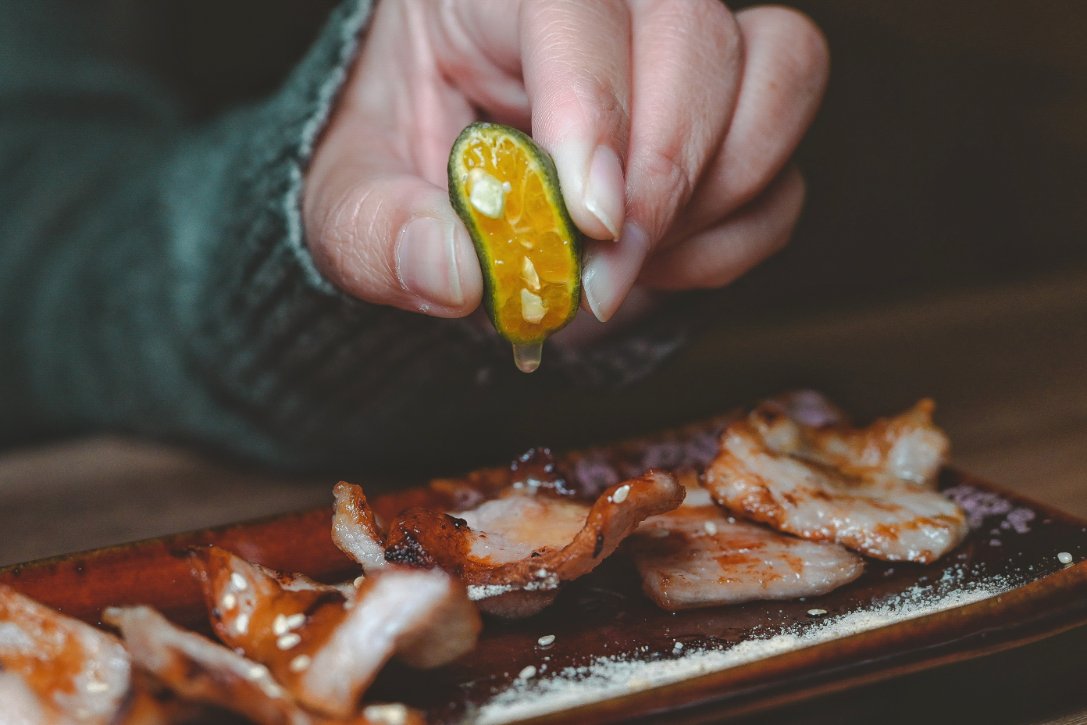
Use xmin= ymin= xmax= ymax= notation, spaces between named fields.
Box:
xmin=582 ymin=221 xmax=650 ymax=322
xmin=583 ymin=145 xmax=624 ymax=240
xmin=397 ymin=217 xmax=467 ymax=310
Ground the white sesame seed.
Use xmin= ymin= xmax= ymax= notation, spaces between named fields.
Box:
xmin=537 ymin=634 xmax=556 ymax=647
xmin=273 ymin=614 xmax=289 ymax=636
xmin=727 ymin=516 xmax=736 ymax=524
xmin=1057 ymin=551 xmax=1073 ymax=564
xmin=277 ymin=633 xmax=302 ymax=650
xmin=703 ymin=521 xmax=719 ymax=536
xmin=363 ymin=704 xmax=410 ymax=725
xmin=230 ymin=572 xmax=248 ymax=590
xmin=246 ymin=663 xmax=269 ymax=680
xmin=257 ymin=679 xmax=285 ymax=699
xmin=649 ymin=528 xmax=670 ymax=538
xmin=288 ymin=654 xmax=312 ymax=673
xmin=233 ymin=612 xmax=250 ymax=634
xmin=807 ymin=608 xmax=828 ymax=617
xmin=353 ymin=575 xmax=365 ymax=587
xmin=221 ymin=592 xmax=237 ymax=610
xmin=517 ymin=665 xmax=537 ymax=680
xmin=611 ymin=484 xmax=630 ymax=504
xmin=85 ymin=680 xmax=110 ymax=693
xmin=284 ymin=612 xmax=306 ymax=630
xmin=536 ymin=568 xmax=549 ymax=579
xmin=672 ymin=641 xmax=684 ymax=654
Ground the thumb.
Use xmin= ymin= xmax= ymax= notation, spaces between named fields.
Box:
xmin=305 ymin=167 xmax=483 ymax=318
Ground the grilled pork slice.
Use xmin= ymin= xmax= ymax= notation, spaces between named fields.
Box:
xmin=381 ymin=470 xmax=685 ymax=618
xmin=704 ymin=399 xmax=967 ymax=563
xmin=332 ymin=482 xmax=388 ymax=572
xmin=103 ymin=604 xmax=311 ymax=724
xmin=105 ymin=605 xmax=422 ymax=725
xmin=0 ymin=585 xmax=131 ymax=724
xmin=627 ymin=488 xmax=864 ymax=610
xmin=191 ymin=546 xmax=478 ymax=719
xmin=754 ymin=395 xmax=949 ymax=487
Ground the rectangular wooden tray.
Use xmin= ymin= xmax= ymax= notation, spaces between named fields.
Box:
xmin=2 ymin=418 xmax=1085 ymax=723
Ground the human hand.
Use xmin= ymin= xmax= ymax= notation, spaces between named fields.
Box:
xmin=304 ymin=0 xmax=828 ymax=322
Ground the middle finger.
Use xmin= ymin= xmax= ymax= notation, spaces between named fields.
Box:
xmin=582 ymin=0 xmax=743 ymax=321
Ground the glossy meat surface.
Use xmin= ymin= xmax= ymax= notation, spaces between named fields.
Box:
xmin=628 ymin=488 xmax=864 ymax=610
xmin=754 ymin=396 xmax=949 ymax=487
xmin=0 ymin=584 xmax=131 ymax=724
xmin=704 ymin=400 xmax=967 ymax=562
xmin=192 ymin=546 xmax=478 ymax=719
xmin=332 ymin=481 xmax=388 ymax=572
xmin=383 ymin=470 xmax=685 ymax=617
xmin=103 ymin=604 xmax=310 ymax=725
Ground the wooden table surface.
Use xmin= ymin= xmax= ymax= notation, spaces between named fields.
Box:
xmin=1 ymin=269 xmax=1084 ymax=723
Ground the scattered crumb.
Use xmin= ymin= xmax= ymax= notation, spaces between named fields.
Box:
xmin=537 ymin=634 xmax=556 ymax=648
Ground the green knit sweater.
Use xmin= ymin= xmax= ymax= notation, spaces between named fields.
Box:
xmin=0 ymin=1 xmax=686 ymax=472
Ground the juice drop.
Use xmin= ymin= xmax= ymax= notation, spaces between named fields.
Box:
xmin=512 ymin=342 xmax=543 ymax=374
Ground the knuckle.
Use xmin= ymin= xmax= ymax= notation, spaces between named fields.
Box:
xmin=575 ymin=76 xmax=630 ymax=138
xmin=313 ymin=181 xmax=390 ymax=292
xmin=632 ymin=142 xmax=696 ymax=236
xmin=543 ymin=67 xmax=630 ymax=143
xmin=650 ymin=0 xmax=741 ymax=61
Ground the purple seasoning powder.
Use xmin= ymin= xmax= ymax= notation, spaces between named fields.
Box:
xmin=943 ymin=485 xmax=1013 ymax=529
xmin=570 ymin=455 xmax=621 ymax=498
xmin=1000 ymin=507 xmax=1036 ymax=534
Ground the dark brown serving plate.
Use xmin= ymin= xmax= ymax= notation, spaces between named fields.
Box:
xmin=2 ymin=418 xmax=1085 ymax=724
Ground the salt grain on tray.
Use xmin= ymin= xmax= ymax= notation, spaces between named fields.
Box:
xmin=471 ymin=568 xmax=1014 ymax=724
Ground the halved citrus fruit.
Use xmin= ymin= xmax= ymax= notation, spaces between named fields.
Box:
xmin=448 ymin=122 xmax=582 ymax=373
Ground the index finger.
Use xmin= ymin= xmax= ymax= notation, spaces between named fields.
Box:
xmin=582 ymin=0 xmax=743 ymax=321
